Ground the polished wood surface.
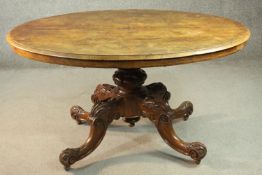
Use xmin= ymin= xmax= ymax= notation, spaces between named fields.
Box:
xmin=7 ymin=10 xmax=250 ymax=68
xmin=60 ymin=69 xmax=207 ymax=170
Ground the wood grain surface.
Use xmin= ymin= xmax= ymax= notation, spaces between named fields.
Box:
xmin=7 ymin=10 xmax=250 ymax=68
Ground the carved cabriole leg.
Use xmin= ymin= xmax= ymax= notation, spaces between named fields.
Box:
xmin=60 ymin=83 xmax=121 ymax=170
xmin=60 ymin=103 xmax=109 ymax=170
xmin=157 ymin=113 xmax=206 ymax=164
xmin=141 ymin=82 xmax=207 ymax=164
xmin=142 ymin=100 xmax=207 ymax=164
xmin=59 ymin=119 xmax=107 ymax=170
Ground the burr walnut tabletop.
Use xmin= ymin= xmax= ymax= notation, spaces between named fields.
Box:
xmin=7 ymin=10 xmax=250 ymax=68
xmin=6 ymin=10 xmax=250 ymax=170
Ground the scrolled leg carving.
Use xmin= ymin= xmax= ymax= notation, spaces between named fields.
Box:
xmin=186 ymin=142 xmax=207 ymax=164
xmin=91 ymin=84 xmax=119 ymax=103
xmin=60 ymin=100 xmax=119 ymax=170
xmin=59 ymin=117 xmax=108 ymax=170
xmin=142 ymin=99 xmax=207 ymax=164
xmin=146 ymin=82 xmax=171 ymax=102
xmin=70 ymin=106 xmax=91 ymax=124
xmin=59 ymin=148 xmax=80 ymax=170
xmin=171 ymin=101 xmax=193 ymax=121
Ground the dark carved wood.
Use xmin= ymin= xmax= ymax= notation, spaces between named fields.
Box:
xmin=123 ymin=116 xmax=141 ymax=127
xmin=60 ymin=100 xmax=120 ymax=170
xmin=59 ymin=68 xmax=207 ymax=170
xmin=70 ymin=106 xmax=91 ymax=124
xmin=172 ymin=101 xmax=193 ymax=121
xmin=141 ymin=99 xmax=206 ymax=164
xmin=113 ymin=68 xmax=147 ymax=90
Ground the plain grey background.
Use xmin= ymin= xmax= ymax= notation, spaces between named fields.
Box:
xmin=0 ymin=1 xmax=262 ymax=175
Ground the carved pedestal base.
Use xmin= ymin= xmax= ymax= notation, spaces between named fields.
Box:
xmin=59 ymin=68 xmax=207 ymax=170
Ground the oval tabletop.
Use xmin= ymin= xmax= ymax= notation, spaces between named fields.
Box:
xmin=7 ymin=10 xmax=250 ymax=68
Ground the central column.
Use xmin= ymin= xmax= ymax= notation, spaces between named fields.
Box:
xmin=113 ymin=69 xmax=147 ymax=91
xmin=112 ymin=69 xmax=147 ymax=126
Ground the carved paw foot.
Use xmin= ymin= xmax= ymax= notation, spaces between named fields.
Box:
xmin=70 ymin=106 xmax=91 ymax=124
xmin=59 ymin=148 xmax=80 ymax=170
xmin=186 ymin=142 xmax=207 ymax=164
xmin=173 ymin=101 xmax=193 ymax=121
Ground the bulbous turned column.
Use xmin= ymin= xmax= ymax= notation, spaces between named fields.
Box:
xmin=113 ymin=68 xmax=147 ymax=91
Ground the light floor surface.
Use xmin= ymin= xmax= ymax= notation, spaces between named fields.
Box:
xmin=0 ymin=58 xmax=261 ymax=175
